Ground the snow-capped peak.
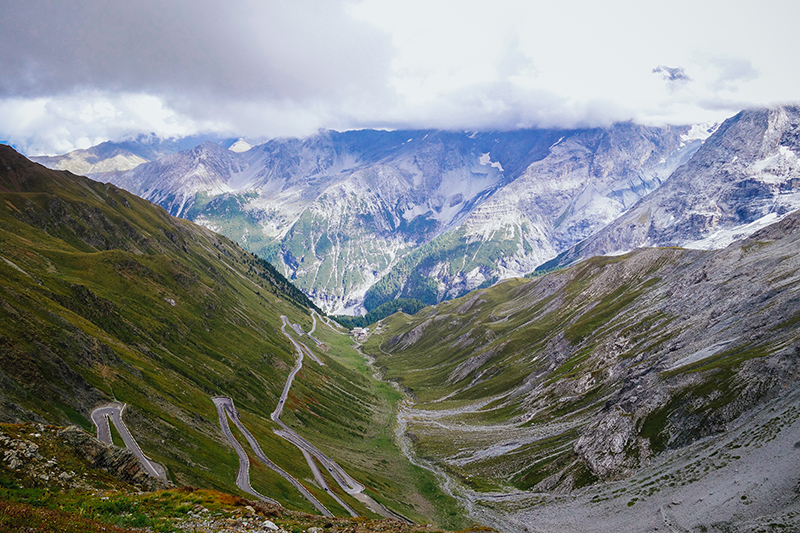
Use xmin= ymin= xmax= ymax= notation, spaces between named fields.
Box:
xmin=229 ymin=139 xmax=253 ymax=153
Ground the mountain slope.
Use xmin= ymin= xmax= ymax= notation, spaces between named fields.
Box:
xmin=362 ymin=209 xmax=800 ymax=530
xmin=106 ymin=124 xmax=705 ymax=314
xmin=0 ymin=145 xmax=457 ymax=526
xmin=30 ymin=133 xmax=238 ymax=176
xmin=362 ymin=123 xmax=704 ymax=309
xmin=547 ymin=105 xmax=800 ymax=270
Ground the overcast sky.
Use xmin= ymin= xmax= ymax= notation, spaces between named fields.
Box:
xmin=1 ymin=0 xmax=798 ymax=155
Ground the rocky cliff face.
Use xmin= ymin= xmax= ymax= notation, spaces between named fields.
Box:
xmin=366 ymin=123 xmax=705 ymax=309
xmin=550 ymin=106 xmax=800 ymax=269
xmin=30 ymin=133 xmax=237 ymax=176
xmin=105 ymin=124 xmax=708 ymax=314
xmin=0 ymin=423 xmax=170 ymax=492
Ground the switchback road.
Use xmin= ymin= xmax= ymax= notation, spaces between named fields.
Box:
xmin=213 ymin=396 xmax=331 ymax=516
xmin=212 ymin=397 xmax=277 ymax=504
xmin=90 ymin=403 xmax=167 ymax=481
xmin=273 ymin=316 xmax=412 ymax=521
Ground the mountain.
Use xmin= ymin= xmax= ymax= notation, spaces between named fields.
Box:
xmin=106 ymin=124 xmax=708 ymax=314
xmin=30 ymin=133 xmax=238 ymax=176
xmin=112 ymin=140 xmax=249 ymax=216
xmin=361 ymin=209 xmax=800 ymax=532
xmin=0 ymin=145 xmax=458 ymax=526
xmin=361 ymin=123 xmax=706 ymax=311
xmin=6 ymin=142 xmax=800 ymax=532
xmin=546 ymin=105 xmax=800 ymax=270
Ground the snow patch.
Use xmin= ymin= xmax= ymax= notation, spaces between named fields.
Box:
xmin=604 ymin=248 xmax=633 ymax=257
xmin=749 ymin=145 xmax=799 ymax=183
xmin=685 ymin=212 xmax=783 ymax=250
xmin=680 ymin=122 xmax=719 ymax=145
xmin=478 ymin=153 xmax=503 ymax=172
xmin=228 ymin=139 xmax=252 ymax=153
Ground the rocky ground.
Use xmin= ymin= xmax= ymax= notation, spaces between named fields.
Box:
xmin=0 ymin=423 xmax=170 ymax=493
xmin=0 ymin=422 xmax=475 ymax=533
xmin=488 ymin=382 xmax=800 ymax=532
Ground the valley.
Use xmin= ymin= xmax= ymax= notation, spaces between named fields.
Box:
xmin=36 ymin=107 xmax=800 ymax=321
xmin=2 ymin=105 xmax=800 ymax=532
xmin=0 ymin=145 xmax=462 ymax=528
xmin=359 ymin=208 xmax=800 ymax=531
xmin=54 ymin=124 xmax=709 ymax=315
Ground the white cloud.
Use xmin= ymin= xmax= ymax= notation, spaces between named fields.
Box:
xmin=1 ymin=0 xmax=799 ymax=155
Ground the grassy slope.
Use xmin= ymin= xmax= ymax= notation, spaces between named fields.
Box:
xmin=0 ymin=146 xmax=458 ymax=526
xmin=0 ymin=422 xmax=466 ymax=533
xmin=363 ymin=221 xmax=800 ymax=493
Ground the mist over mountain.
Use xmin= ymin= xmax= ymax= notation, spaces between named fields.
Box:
xmin=4 ymin=103 xmax=800 ymax=532
xmin=30 ymin=106 xmax=800 ymax=320
xmin=29 ymin=133 xmax=238 ymax=175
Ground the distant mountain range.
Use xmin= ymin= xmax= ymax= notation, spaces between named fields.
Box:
xmin=4 ymin=112 xmax=800 ymax=530
xmin=30 ymin=133 xmax=238 ymax=175
xmin=544 ymin=105 xmax=800 ymax=270
xmin=29 ymin=106 xmax=800 ymax=315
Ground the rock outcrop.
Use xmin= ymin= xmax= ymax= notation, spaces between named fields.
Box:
xmin=0 ymin=423 xmax=171 ymax=492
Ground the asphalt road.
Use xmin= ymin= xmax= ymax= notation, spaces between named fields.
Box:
xmin=311 ymin=310 xmax=347 ymax=335
xmin=212 ymin=314 xmax=408 ymax=521
xmin=212 ymin=397 xmax=276 ymax=503
xmin=213 ymin=396 xmax=332 ymax=516
xmin=90 ymin=403 xmax=167 ymax=481
xmin=277 ymin=315 xmax=414 ymax=523
xmin=274 ymin=317 xmax=364 ymax=492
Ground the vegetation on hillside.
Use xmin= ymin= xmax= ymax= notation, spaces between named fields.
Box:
xmin=363 ymin=215 xmax=800 ymax=494
xmin=362 ymin=226 xmax=518 ymax=312
xmin=334 ymin=298 xmax=426 ymax=329
xmin=0 ymin=145 xmax=462 ymax=527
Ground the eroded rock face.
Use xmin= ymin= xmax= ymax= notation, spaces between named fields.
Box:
xmin=0 ymin=423 xmax=166 ymax=491
xmin=56 ymin=425 xmax=171 ymax=491
xmin=372 ymin=205 xmax=800 ymax=493
xmin=555 ymin=105 xmax=800 ymax=269
xmin=103 ymin=124 xmax=703 ymax=314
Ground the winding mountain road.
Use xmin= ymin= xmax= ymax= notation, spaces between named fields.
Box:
xmin=212 ymin=313 xmax=409 ymax=521
xmin=90 ymin=403 xmax=167 ymax=481
xmin=212 ymin=396 xmax=328 ymax=512
xmin=212 ymin=397 xmax=277 ymax=504
xmin=312 ymin=310 xmax=347 ymax=335
xmin=273 ymin=317 xmax=363 ymax=492
xmin=274 ymin=316 xmax=411 ymax=522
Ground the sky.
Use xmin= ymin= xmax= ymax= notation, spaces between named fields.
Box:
xmin=1 ymin=0 xmax=798 ymax=156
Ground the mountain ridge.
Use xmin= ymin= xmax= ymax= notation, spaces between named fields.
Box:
xmin=545 ymin=105 xmax=800 ymax=270
xmin=93 ymin=123 xmax=707 ymax=314
xmin=361 ymin=206 xmax=800 ymax=531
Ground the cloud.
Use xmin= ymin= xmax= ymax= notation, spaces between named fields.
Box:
xmin=0 ymin=92 xmax=223 ymax=155
xmin=652 ymin=66 xmax=692 ymax=83
xmin=1 ymin=1 xmax=799 ymax=155
xmin=0 ymin=1 xmax=394 ymax=102
xmin=704 ymin=57 xmax=759 ymax=92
